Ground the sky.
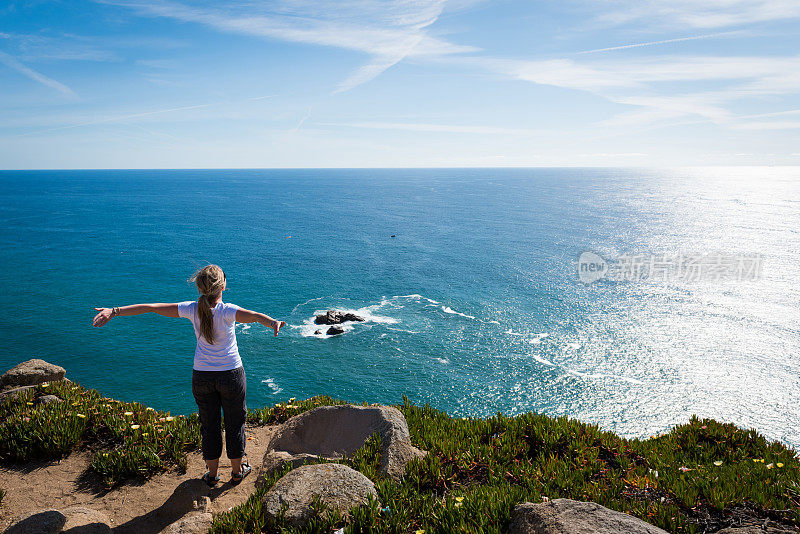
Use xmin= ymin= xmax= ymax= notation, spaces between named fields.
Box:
xmin=1 ymin=0 xmax=799 ymax=168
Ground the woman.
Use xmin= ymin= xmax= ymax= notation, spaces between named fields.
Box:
xmin=92 ymin=264 xmax=285 ymax=487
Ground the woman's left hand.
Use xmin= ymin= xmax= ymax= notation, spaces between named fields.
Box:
xmin=92 ymin=307 xmax=114 ymax=327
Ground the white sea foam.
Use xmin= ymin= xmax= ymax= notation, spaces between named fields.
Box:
xmin=533 ymin=354 xmax=556 ymax=366
xmin=394 ymin=294 xmax=440 ymax=304
xmin=261 ymin=377 xmax=283 ymax=394
xmin=291 ymin=296 xmax=328 ymax=314
xmin=505 ymin=329 xmax=525 ymax=336
xmin=528 ymin=333 xmax=549 ymax=345
xmin=441 ymin=306 xmax=475 ymax=319
xmin=435 ymin=357 xmax=450 ymax=364
xmin=386 ymin=327 xmax=420 ymax=334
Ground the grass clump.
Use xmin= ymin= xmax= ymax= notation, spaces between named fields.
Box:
xmin=213 ymin=398 xmax=800 ymax=534
xmin=0 ymin=380 xmax=200 ymax=486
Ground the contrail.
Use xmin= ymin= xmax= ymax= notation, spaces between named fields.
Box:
xmin=577 ymin=31 xmax=744 ymax=54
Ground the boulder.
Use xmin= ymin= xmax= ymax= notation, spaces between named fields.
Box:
xmin=259 ymin=404 xmax=426 ymax=483
xmin=509 ymin=499 xmax=669 ymax=534
xmin=718 ymin=527 xmax=796 ymax=533
xmin=314 ymin=310 xmax=365 ymax=325
xmin=4 ymin=509 xmax=66 ymax=534
xmin=326 ymin=326 xmax=345 ymax=336
xmin=34 ymin=395 xmax=63 ymax=407
xmin=262 ymin=463 xmax=377 ymax=527
xmin=0 ymin=359 xmax=66 ymax=390
xmin=61 ymin=507 xmax=112 ymax=534
xmin=0 ymin=385 xmax=36 ymax=406
xmin=161 ymin=512 xmax=213 ymax=534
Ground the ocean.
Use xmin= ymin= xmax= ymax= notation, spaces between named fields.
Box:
xmin=1 ymin=167 xmax=798 ymax=448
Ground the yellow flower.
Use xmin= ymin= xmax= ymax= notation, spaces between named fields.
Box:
xmin=766 ymin=463 xmax=774 ymax=469
xmin=142 ymin=433 xmax=148 ymax=437
xmin=40 ymin=382 xmax=49 ymax=387
xmin=146 ymin=407 xmax=154 ymax=411
xmin=713 ymin=461 xmax=723 ymax=466
xmin=165 ymin=416 xmax=174 ymax=422
xmin=289 ymin=397 xmax=296 ymax=403
xmin=455 ymin=496 xmax=464 ymax=503
xmin=454 ymin=502 xmax=463 ymax=508
xmin=76 ymin=414 xmax=86 ymax=418
xmin=777 ymin=462 xmax=784 ymax=468
xmin=415 ymin=530 xmax=425 ymax=534
xmin=26 ymin=402 xmax=34 ymax=406
xmin=124 ymin=411 xmax=133 ymax=416
xmin=131 ymin=424 xmax=140 ymax=429
xmin=103 ymin=453 xmax=109 ymax=457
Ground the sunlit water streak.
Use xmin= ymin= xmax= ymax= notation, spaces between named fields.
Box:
xmin=0 ymin=167 xmax=797 ymax=448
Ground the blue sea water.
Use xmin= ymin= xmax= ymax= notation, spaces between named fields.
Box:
xmin=1 ymin=168 xmax=798 ymax=448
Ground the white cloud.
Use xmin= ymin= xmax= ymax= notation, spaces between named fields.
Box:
xmin=591 ymin=0 xmax=800 ymax=29
xmin=323 ymin=120 xmax=542 ymax=135
xmin=100 ymin=0 xmax=478 ymax=91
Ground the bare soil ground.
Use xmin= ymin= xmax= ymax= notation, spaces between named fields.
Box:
xmin=0 ymin=423 xmax=276 ymax=533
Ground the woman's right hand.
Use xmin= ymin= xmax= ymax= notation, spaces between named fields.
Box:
xmin=92 ymin=307 xmax=114 ymax=327
xmin=272 ymin=320 xmax=286 ymax=337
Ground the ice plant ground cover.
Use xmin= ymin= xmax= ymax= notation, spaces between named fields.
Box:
xmin=0 ymin=382 xmax=798 ymax=532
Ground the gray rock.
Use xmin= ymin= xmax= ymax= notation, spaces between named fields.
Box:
xmin=314 ymin=310 xmax=365 ymax=325
xmin=34 ymin=395 xmax=63 ymax=406
xmin=262 ymin=463 xmax=377 ymax=527
xmin=0 ymin=359 xmax=66 ymax=390
xmin=259 ymin=404 xmax=426 ymax=483
xmin=4 ymin=509 xmax=66 ymax=534
xmin=161 ymin=512 xmax=213 ymax=534
xmin=0 ymin=385 xmax=36 ymax=406
xmin=61 ymin=507 xmax=112 ymax=534
xmin=718 ymin=526 xmax=796 ymax=533
xmin=509 ymin=499 xmax=669 ymax=534
xmin=326 ymin=326 xmax=345 ymax=336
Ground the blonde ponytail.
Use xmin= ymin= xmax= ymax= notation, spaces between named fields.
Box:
xmin=189 ymin=265 xmax=226 ymax=344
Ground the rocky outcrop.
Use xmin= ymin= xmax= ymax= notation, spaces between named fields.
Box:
xmin=259 ymin=404 xmax=425 ymax=483
xmin=314 ymin=310 xmax=364 ymax=325
xmin=4 ymin=509 xmax=67 ymax=534
xmin=61 ymin=506 xmax=112 ymax=533
xmin=326 ymin=326 xmax=345 ymax=336
xmin=0 ymin=359 xmax=66 ymax=391
xmin=717 ymin=527 xmax=797 ymax=533
xmin=161 ymin=512 xmax=213 ymax=534
xmin=262 ymin=463 xmax=377 ymax=527
xmin=34 ymin=395 xmax=63 ymax=407
xmin=510 ymin=499 xmax=670 ymax=534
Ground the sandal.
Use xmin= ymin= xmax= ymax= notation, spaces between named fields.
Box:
xmin=201 ymin=471 xmax=221 ymax=487
xmin=231 ymin=462 xmax=251 ymax=485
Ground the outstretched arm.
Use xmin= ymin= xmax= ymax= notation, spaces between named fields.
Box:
xmin=236 ymin=308 xmax=285 ymax=337
xmin=92 ymin=303 xmax=180 ymax=327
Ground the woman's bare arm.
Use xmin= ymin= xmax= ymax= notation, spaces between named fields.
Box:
xmin=236 ymin=308 xmax=285 ymax=336
xmin=92 ymin=303 xmax=180 ymax=327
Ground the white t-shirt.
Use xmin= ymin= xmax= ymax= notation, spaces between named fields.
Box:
xmin=178 ymin=300 xmax=242 ymax=371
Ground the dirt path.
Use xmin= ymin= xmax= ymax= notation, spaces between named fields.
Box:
xmin=0 ymin=423 xmax=276 ymax=533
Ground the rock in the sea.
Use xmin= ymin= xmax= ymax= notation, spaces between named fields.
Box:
xmin=34 ymin=395 xmax=63 ymax=406
xmin=262 ymin=463 xmax=377 ymax=527
xmin=4 ymin=509 xmax=66 ymax=534
xmin=259 ymin=404 xmax=426 ymax=483
xmin=61 ymin=506 xmax=112 ymax=534
xmin=510 ymin=499 xmax=669 ymax=534
xmin=326 ymin=326 xmax=345 ymax=336
xmin=162 ymin=512 xmax=213 ymax=534
xmin=314 ymin=310 xmax=365 ymax=325
xmin=0 ymin=359 xmax=66 ymax=390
